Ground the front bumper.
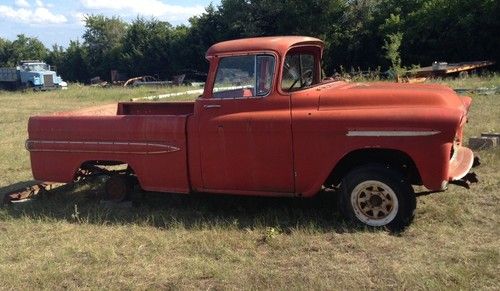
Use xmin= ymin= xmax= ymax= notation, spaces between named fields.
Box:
xmin=449 ymin=146 xmax=474 ymax=180
xmin=34 ymin=85 xmax=60 ymax=91
xmin=447 ymin=146 xmax=479 ymax=188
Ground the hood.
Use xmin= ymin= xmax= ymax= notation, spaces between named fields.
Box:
xmin=318 ymin=81 xmax=469 ymax=114
xmin=39 ymin=70 xmax=57 ymax=76
xmin=26 ymin=71 xmax=56 ymax=77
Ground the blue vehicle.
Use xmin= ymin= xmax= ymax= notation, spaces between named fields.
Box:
xmin=0 ymin=60 xmax=67 ymax=90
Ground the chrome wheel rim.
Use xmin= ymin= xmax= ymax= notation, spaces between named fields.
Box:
xmin=350 ymin=180 xmax=399 ymax=226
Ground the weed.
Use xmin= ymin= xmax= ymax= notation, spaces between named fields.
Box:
xmin=70 ymin=204 xmax=81 ymax=223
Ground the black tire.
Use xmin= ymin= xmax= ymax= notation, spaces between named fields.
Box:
xmin=339 ymin=164 xmax=416 ymax=232
xmin=104 ymin=175 xmax=132 ymax=202
xmin=22 ymin=81 xmax=34 ymax=92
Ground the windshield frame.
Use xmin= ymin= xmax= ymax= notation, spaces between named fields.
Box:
xmin=21 ymin=63 xmax=49 ymax=72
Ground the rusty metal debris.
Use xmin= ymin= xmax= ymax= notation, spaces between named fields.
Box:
xmin=124 ymin=74 xmax=187 ymax=87
xmin=89 ymin=76 xmax=110 ymax=87
xmin=110 ymin=70 xmax=128 ymax=83
xmin=404 ymin=61 xmax=495 ymax=83
xmin=449 ymin=172 xmax=479 ymax=189
xmin=2 ymin=163 xmax=135 ymax=204
xmin=124 ymin=75 xmax=159 ymax=87
xmin=454 ymin=87 xmax=499 ymax=95
xmin=411 ymin=61 xmax=495 ymax=78
xmin=90 ymin=70 xmax=203 ymax=88
xmin=2 ymin=181 xmax=125 ymax=205
xmin=2 ymin=182 xmax=54 ymax=204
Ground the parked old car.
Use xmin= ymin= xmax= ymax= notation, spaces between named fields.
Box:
xmin=26 ymin=36 xmax=476 ymax=230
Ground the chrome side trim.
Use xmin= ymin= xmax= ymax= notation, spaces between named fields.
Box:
xmin=203 ymin=104 xmax=221 ymax=109
xmin=346 ymin=130 xmax=440 ymax=137
xmin=25 ymin=140 xmax=181 ymax=155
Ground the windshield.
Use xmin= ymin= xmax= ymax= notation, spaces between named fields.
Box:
xmin=22 ymin=63 xmax=49 ymax=71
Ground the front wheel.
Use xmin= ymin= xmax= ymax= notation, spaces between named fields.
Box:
xmin=339 ymin=165 xmax=416 ymax=232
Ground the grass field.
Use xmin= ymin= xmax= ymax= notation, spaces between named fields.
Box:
xmin=0 ymin=77 xmax=499 ymax=290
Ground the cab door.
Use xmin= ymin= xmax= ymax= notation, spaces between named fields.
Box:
xmin=197 ymin=54 xmax=295 ymax=194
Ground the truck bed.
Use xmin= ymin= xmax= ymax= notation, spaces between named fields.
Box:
xmin=0 ymin=68 xmax=18 ymax=82
xmin=27 ymin=101 xmax=194 ymax=193
xmin=52 ymin=101 xmax=195 ymax=116
xmin=118 ymin=102 xmax=194 ymax=115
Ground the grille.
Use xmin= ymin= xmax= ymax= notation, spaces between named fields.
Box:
xmin=43 ymin=74 xmax=54 ymax=87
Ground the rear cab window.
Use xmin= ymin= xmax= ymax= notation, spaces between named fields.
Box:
xmin=212 ymin=54 xmax=275 ymax=98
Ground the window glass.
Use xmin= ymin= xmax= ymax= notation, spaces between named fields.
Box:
xmin=22 ymin=64 xmax=48 ymax=71
xmin=256 ymin=56 xmax=275 ymax=96
xmin=281 ymin=53 xmax=315 ymax=92
xmin=213 ymin=55 xmax=275 ymax=98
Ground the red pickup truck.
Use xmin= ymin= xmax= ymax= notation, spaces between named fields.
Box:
xmin=27 ymin=36 xmax=476 ymax=230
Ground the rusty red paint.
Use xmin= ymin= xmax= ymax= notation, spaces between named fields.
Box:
xmin=27 ymin=36 xmax=474 ymax=199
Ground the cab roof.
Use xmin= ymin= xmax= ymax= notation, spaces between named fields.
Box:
xmin=206 ymin=36 xmax=324 ymax=58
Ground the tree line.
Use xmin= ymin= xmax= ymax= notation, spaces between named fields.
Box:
xmin=0 ymin=0 xmax=498 ymax=83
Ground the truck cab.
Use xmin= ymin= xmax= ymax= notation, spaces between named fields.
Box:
xmin=18 ymin=60 xmax=66 ymax=90
xmin=193 ymin=37 xmax=323 ymax=194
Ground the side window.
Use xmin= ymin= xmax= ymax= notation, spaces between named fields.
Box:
xmin=213 ymin=55 xmax=275 ymax=98
xmin=281 ymin=53 xmax=315 ymax=92
xmin=256 ymin=55 xmax=274 ymax=96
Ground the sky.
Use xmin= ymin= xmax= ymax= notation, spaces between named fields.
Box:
xmin=0 ymin=0 xmax=220 ymax=47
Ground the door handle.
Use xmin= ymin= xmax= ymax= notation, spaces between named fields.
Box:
xmin=203 ymin=104 xmax=221 ymax=109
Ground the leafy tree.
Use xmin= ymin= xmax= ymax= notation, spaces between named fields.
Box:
xmin=380 ymin=14 xmax=404 ymax=79
xmin=402 ymin=0 xmax=499 ymax=66
xmin=326 ymin=0 xmax=383 ymax=71
xmin=0 ymin=35 xmax=47 ymax=67
xmin=59 ymin=40 xmax=89 ymax=82
xmin=46 ymin=44 xmax=64 ymax=71
xmin=83 ymin=15 xmax=127 ymax=80
xmin=168 ymin=25 xmax=192 ymax=74
xmin=382 ymin=32 xmax=403 ymax=79
xmin=0 ymin=38 xmax=12 ymax=66
xmin=3 ymin=0 xmax=497 ymax=83
xmin=121 ymin=17 xmax=173 ymax=79
xmin=183 ymin=4 xmax=229 ymax=72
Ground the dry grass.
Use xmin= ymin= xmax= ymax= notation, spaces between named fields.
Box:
xmin=0 ymin=78 xmax=499 ymax=290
